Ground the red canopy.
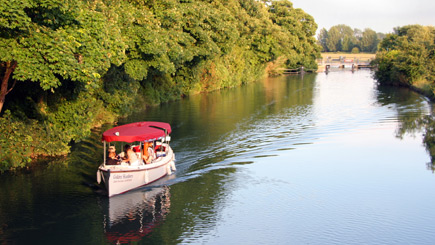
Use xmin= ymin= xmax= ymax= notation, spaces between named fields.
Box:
xmin=102 ymin=122 xmax=171 ymax=143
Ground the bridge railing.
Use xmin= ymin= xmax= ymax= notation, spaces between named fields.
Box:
xmin=317 ymin=56 xmax=374 ymax=65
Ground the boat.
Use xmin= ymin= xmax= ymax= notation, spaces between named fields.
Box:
xmin=97 ymin=121 xmax=176 ymax=197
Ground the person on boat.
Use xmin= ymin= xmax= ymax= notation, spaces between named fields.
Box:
xmin=121 ymin=144 xmax=139 ymax=166
xmin=142 ymin=141 xmax=156 ymax=164
xmin=106 ymin=146 xmax=120 ymax=165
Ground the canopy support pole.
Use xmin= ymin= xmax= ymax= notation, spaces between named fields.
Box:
xmin=103 ymin=141 xmax=106 ymax=165
xmin=140 ymin=141 xmax=143 ymax=164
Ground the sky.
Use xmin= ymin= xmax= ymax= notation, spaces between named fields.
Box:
xmin=290 ymin=0 xmax=435 ymax=35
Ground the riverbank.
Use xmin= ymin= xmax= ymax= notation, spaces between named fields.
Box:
xmin=0 ymin=0 xmax=321 ymax=172
xmin=373 ymin=25 xmax=435 ymax=102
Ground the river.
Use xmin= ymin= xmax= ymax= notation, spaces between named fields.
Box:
xmin=1 ymin=70 xmax=435 ymax=244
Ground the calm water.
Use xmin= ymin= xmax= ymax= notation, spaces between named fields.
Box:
xmin=1 ymin=70 xmax=435 ymax=244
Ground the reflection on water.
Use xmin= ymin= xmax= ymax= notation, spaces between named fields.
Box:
xmin=124 ymin=74 xmax=318 ymax=177
xmin=396 ymin=113 xmax=435 ymax=171
xmin=2 ymin=70 xmax=435 ymax=244
xmin=102 ymin=187 xmax=171 ymax=244
xmin=421 ymin=115 xmax=435 ymax=171
xmin=375 ymin=83 xmax=435 ymax=169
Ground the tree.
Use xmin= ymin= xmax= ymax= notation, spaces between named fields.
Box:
xmin=268 ymin=0 xmax=320 ymax=68
xmin=374 ymin=25 xmax=435 ymax=86
xmin=353 ymin=28 xmax=363 ymax=39
xmin=361 ymin=28 xmax=379 ymax=53
xmin=341 ymin=35 xmax=353 ymax=52
xmin=326 ymin=24 xmax=354 ymax=52
xmin=351 ymin=47 xmax=360 ymax=53
xmin=318 ymin=25 xmax=385 ymax=53
xmin=317 ymin=28 xmax=328 ymax=51
xmin=0 ymin=0 xmax=125 ymax=113
xmin=1 ymin=0 xmax=323 ymax=170
xmin=326 ymin=27 xmax=340 ymax=52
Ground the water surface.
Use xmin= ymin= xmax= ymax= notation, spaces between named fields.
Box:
xmin=1 ymin=70 xmax=434 ymax=244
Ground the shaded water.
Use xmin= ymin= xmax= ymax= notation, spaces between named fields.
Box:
xmin=1 ymin=70 xmax=435 ymax=244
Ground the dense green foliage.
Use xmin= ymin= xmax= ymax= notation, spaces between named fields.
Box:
xmin=317 ymin=24 xmax=385 ymax=53
xmin=373 ymin=25 xmax=435 ymax=91
xmin=0 ymin=0 xmax=320 ymax=172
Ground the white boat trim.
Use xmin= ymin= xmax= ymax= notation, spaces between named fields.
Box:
xmin=97 ymin=121 xmax=176 ymax=197
xmin=97 ymin=143 xmax=176 ymax=197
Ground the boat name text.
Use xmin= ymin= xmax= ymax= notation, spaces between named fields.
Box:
xmin=113 ymin=174 xmax=134 ymax=180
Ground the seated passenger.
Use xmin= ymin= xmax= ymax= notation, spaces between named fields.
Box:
xmin=155 ymin=144 xmax=166 ymax=157
xmin=142 ymin=142 xmax=156 ymax=164
xmin=121 ymin=144 xmax=139 ymax=166
xmin=106 ymin=146 xmax=119 ymax=165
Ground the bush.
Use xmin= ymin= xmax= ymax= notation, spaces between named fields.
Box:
xmin=0 ymin=93 xmax=107 ymax=172
xmin=374 ymin=25 xmax=435 ymax=88
xmin=0 ymin=111 xmax=34 ymax=172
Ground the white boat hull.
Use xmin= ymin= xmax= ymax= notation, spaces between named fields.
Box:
xmin=97 ymin=146 xmax=175 ymax=197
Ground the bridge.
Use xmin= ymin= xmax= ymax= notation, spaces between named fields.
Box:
xmin=317 ymin=55 xmax=374 ymax=72
xmin=279 ymin=55 xmax=375 ymax=74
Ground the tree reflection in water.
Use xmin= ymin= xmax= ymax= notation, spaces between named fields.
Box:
xmin=101 ymin=186 xmax=171 ymax=244
xmin=415 ymin=115 xmax=435 ymax=171
xmin=396 ymin=113 xmax=435 ymax=170
xmin=376 ymin=83 xmax=435 ymax=171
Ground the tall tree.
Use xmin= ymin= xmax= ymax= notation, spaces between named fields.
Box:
xmin=326 ymin=27 xmax=340 ymax=52
xmin=361 ymin=28 xmax=379 ymax=52
xmin=341 ymin=35 xmax=353 ymax=52
xmin=317 ymin=28 xmax=328 ymax=51
xmin=1 ymin=0 xmax=323 ymax=170
xmin=0 ymin=0 xmax=125 ymax=113
xmin=268 ymin=0 xmax=320 ymax=68
xmin=318 ymin=25 xmax=385 ymax=53
xmin=326 ymin=24 xmax=354 ymax=52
